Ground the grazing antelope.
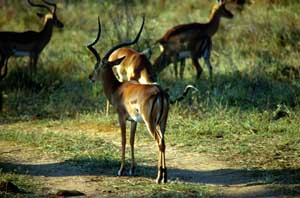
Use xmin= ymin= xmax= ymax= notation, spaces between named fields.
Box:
xmin=154 ymin=0 xmax=234 ymax=81
xmin=0 ymin=0 xmax=64 ymax=80
xmin=87 ymin=17 xmax=169 ymax=184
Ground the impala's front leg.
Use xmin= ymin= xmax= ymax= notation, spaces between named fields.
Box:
xmin=129 ymin=121 xmax=137 ymax=176
xmin=29 ymin=54 xmax=39 ymax=76
xmin=118 ymin=115 xmax=127 ymax=176
xmin=192 ymin=57 xmax=203 ymax=80
xmin=180 ymin=58 xmax=185 ymax=80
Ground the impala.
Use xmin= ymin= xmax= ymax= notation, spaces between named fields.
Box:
xmin=102 ymin=16 xmax=157 ymax=115
xmin=154 ymin=0 xmax=233 ymax=81
xmin=87 ymin=17 xmax=169 ymax=184
xmin=104 ymin=16 xmax=198 ymax=115
xmin=0 ymin=0 xmax=63 ymax=80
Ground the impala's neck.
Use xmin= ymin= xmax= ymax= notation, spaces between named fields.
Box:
xmin=153 ymin=54 xmax=165 ymax=74
xmin=153 ymin=50 xmax=171 ymax=74
xmin=206 ymin=5 xmax=222 ymax=37
xmin=101 ymin=65 xmax=121 ymax=104
xmin=40 ymin=15 xmax=54 ymax=43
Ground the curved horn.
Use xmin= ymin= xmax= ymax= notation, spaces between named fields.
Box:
xmin=42 ymin=0 xmax=56 ymax=13
xmin=103 ymin=15 xmax=145 ymax=60
xmin=27 ymin=0 xmax=52 ymax=13
xmin=87 ymin=16 xmax=101 ymax=64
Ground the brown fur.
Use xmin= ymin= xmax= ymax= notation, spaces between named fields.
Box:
xmin=109 ymin=47 xmax=156 ymax=83
xmin=154 ymin=1 xmax=233 ymax=81
xmin=87 ymin=17 xmax=169 ymax=183
xmin=104 ymin=47 xmax=156 ymax=115
xmin=92 ymin=58 xmax=169 ymax=184
xmin=0 ymin=0 xmax=63 ymax=80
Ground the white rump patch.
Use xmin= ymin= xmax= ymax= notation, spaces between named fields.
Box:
xmin=130 ymin=114 xmax=143 ymax=122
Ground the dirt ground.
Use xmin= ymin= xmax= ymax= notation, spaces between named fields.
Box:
xmin=0 ymin=127 xmax=297 ymax=197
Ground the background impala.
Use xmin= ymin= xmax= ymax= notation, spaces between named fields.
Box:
xmin=0 ymin=0 xmax=63 ymax=80
xmin=154 ymin=0 xmax=233 ymax=82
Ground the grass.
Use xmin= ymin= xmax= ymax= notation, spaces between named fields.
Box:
xmin=0 ymin=117 xmax=211 ymax=197
xmin=1 ymin=0 xmax=300 ymax=197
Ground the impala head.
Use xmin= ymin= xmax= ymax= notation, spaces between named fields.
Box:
xmin=88 ymin=16 xmax=145 ymax=83
xmin=28 ymin=0 xmax=64 ymax=28
xmin=212 ymin=0 xmax=234 ymax=19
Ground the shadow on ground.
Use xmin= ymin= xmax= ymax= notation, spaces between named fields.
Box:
xmin=1 ymin=158 xmax=299 ymax=186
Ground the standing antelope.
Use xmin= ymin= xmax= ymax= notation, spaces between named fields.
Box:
xmin=154 ymin=0 xmax=234 ymax=81
xmin=0 ymin=0 xmax=63 ymax=80
xmin=102 ymin=16 xmax=156 ymax=115
xmin=104 ymin=16 xmax=198 ymax=115
xmin=87 ymin=17 xmax=169 ymax=184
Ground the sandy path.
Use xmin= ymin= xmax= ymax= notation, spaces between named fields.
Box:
xmin=0 ymin=124 xmax=293 ymax=197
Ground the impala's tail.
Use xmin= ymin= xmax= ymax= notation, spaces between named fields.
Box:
xmin=170 ymin=85 xmax=199 ymax=104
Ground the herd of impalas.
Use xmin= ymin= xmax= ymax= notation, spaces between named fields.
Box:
xmin=0 ymin=0 xmax=234 ymax=183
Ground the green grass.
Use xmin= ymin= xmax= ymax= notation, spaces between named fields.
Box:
xmin=1 ymin=0 xmax=300 ymax=197
xmin=0 ymin=171 xmax=37 ymax=197
xmin=0 ymin=118 xmax=211 ymax=197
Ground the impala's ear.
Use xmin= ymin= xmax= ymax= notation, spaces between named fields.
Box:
xmin=108 ymin=56 xmax=126 ymax=67
xmin=36 ymin=13 xmax=44 ymax=18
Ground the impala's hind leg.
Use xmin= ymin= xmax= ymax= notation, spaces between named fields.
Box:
xmin=191 ymin=57 xmax=203 ymax=80
xmin=158 ymin=136 xmax=167 ymax=184
xmin=129 ymin=121 xmax=137 ymax=176
xmin=204 ymin=57 xmax=213 ymax=86
xmin=158 ymin=107 xmax=168 ymax=183
xmin=144 ymin=119 xmax=165 ymax=184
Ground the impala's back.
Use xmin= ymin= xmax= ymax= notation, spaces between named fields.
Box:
xmin=109 ymin=47 xmax=156 ymax=84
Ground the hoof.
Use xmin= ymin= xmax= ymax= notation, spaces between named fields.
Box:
xmin=156 ymin=178 xmax=161 ymax=184
xmin=163 ymin=169 xmax=167 ymax=183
